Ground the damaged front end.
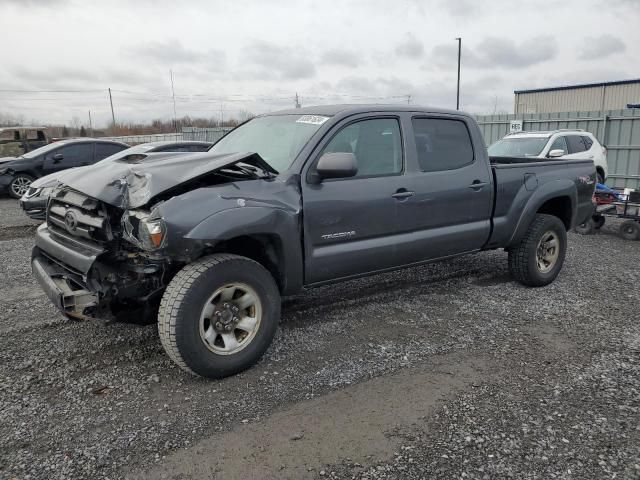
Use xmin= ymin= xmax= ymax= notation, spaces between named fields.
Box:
xmin=31 ymin=151 xmax=287 ymax=322
xmin=32 ymin=186 xmax=174 ymax=321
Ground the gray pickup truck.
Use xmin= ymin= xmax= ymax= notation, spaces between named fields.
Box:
xmin=31 ymin=105 xmax=595 ymax=378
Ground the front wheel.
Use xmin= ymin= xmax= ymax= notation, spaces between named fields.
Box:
xmin=158 ymin=254 xmax=280 ymax=378
xmin=9 ymin=174 xmax=34 ymax=199
xmin=508 ymin=214 xmax=567 ymax=287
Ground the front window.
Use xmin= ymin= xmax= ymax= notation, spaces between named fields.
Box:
xmin=209 ymin=114 xmax=328 ymax=172
xmin=21 ymin=142 xmax=66 ymax=159
xmin=488 ymin=137 xmax=549 ymax=157
xmin=321 ymin=118 xmax=403 ymax=177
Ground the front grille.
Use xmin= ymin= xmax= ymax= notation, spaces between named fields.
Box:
xmin=47 ymin=187 xmax=114 ymax=244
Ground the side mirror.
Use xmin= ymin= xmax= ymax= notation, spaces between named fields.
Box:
xmin=314 ymin=152 xmax=357 ymax=182
xmin=548 ymin=149 xmax=565 ymax=158
xmin=52 ymin=153 xmax=64 ymax=163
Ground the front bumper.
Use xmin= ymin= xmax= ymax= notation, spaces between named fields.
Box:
xmin=32 ymin=253 xmax=98 ymax=319
xmin=31 ymin=224 xmax=103 ymax=318
xmin=20 ymin=195 xmax=47 ymax=220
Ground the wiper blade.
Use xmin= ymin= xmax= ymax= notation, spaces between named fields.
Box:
xmin=221 ymin=162 xmax=275 ymax=179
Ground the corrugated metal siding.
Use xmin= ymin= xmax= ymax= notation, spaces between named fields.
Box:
xmin=515 ymin=82 xmax=640 ymax=114
xmin=474 ymin=108 xmax=640 ymax=190
xmin=604 ymin=83 xmax=640 ymax=109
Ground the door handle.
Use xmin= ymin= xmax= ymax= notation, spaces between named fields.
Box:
xmin=392 ymin=189 xmax=415 ymax=199
xmin=468 ymin=181 xmax=488 ymax=190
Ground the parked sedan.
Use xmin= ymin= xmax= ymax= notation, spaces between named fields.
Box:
xmin=20 ymin=141 xmax=213 ymax=219
xmin=0 ymin=138 xmax=129 ymax=199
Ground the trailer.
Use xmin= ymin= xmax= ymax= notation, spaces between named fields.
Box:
xmin=575 ymin=184 xmax=640 ymax=240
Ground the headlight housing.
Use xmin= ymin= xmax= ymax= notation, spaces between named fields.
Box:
xmin=39 ymin=186 xmax=56 ymax=198
xmin=121 ymin=209 xmax=167 ymax=251
xmin=0 ymin=167 xmax=9 ymax=175
xmin=24 ymin=185 xmax=55 ymax=199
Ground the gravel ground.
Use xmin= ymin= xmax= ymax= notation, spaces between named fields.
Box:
xmin=0 ymin=197 xmax=638 ymax=480
xmin=0 ymin=198 xmax=40 ymax=240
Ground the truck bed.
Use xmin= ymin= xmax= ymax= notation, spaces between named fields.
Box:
xmin=486 ymin=158 xmax=595 ymax=249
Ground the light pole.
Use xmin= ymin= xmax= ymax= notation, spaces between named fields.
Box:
xmin=455 ymin=37 xmax=461 ymax=110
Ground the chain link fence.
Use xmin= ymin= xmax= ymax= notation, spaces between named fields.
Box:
xmin=182 ymin=127 xmax=233 ymax=143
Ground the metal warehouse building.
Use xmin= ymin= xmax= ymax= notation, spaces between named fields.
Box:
xmin=514 ymin=79 xmax=640 ymax=114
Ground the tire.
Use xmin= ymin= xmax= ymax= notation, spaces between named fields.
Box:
xmin=158 ymin=253 xmax=280 ymax=379
xmin=619 ymin=220 xmax=640 ymax=241
xmin=8 ymin=174 xmax=34 ymax=199
xmin=593 ymin=215 xmax=605 ymax=229
xmin=574 ymin=218 xmax=594 ymax=235
xmin=508 ymin=214 xmax=567 ymax=287
xmin=597 ymin=171 xmax=605 ymax=185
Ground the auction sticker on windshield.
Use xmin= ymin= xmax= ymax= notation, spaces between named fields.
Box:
xmin=296 ymin=115 xmax=330 ymax=125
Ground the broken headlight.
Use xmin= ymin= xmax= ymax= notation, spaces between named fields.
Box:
xmin=25 ymin=185 xmax=55 ymax=199
xmin=121 ymin=209 xmax=166 ymax=251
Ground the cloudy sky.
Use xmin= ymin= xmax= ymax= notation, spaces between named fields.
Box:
xmin=0 ymin=0 xmax=638 ymax=127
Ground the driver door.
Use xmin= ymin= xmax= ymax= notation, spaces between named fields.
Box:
xmin=301 ymin=116 xmax=407 ymax=284
xmin=43 ymin=143 xmax=95 ymax=174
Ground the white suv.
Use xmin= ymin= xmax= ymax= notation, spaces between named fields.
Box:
xmin=488 ymin=130 xmax=608 ymax=183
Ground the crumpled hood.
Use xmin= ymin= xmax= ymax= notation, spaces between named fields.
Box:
xmin=57 ymin=151 xmax=277 ymax=209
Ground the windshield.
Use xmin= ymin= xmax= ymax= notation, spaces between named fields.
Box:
xmin=209 ymin=114 xmax=329 ymax=171
xmin=488 ymin=137 xmax=548 ymax=157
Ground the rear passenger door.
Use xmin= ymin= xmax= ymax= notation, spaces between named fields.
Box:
xmin=394 ymin=116 xmax=493 ymax=265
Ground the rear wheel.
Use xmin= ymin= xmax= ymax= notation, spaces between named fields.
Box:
xmin=158 ymin=253 xmax=280 ymax=379
xmin=597 ymin=171 xmax=605 ymax=185
xmin=508 ymin=214 xmax=567 ymax=287
xmin=9 ymin=174 xmax=34 ymax=199
xmin=619 ymin=220 xmax=640 ymax=241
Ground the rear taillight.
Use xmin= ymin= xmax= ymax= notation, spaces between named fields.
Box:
xmin=602 ymin=146 xmax=607 ymax=156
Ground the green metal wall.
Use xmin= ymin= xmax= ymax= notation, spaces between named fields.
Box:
xmin=474 ymin=109 xmax=640 ymax=189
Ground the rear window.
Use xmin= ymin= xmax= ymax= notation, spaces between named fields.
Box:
xmin=582 ymin=136 xmax=593 ymax=150
xmin=412 ymin=118 xmax=474 ymax=171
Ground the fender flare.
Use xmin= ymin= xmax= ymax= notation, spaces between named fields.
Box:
xmin=507 ymin=178 xmax=577 ymax=248
xmin=184 ymin=206 xmax=304 ymax=294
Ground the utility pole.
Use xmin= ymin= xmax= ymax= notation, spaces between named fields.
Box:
xmin=406 ymin=94 xmax=411 ymax=105
xmin=88 ymin=110 xmax=93 ymax=136
xmin=108 ymin=88 xmax=116 ymax=133
xmin=170 ymin=69 xmax=178 ymax=133
xmin=455 ymin=37 xmax=462 ymax=110
xmin=220 ymin=103 xmax=224 ymax=127
xmin=295 ymin=93 xmax=301 ymax=108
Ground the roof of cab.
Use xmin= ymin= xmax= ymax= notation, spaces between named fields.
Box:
xmin=263 ymin=104 xmax=469 ymax=118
